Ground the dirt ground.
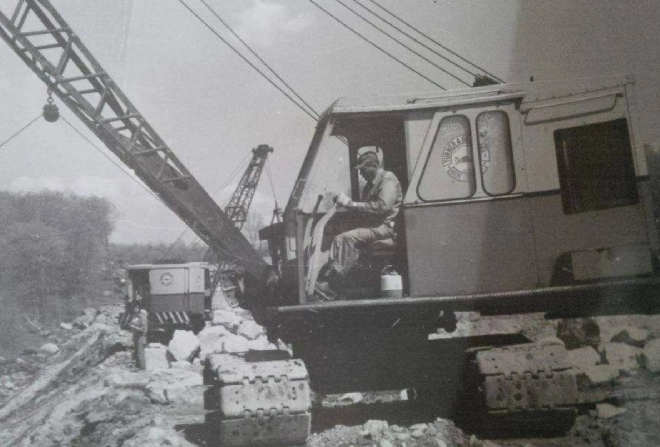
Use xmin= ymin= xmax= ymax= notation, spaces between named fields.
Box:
xmin=1 ymin=304 xmax=660 ymax=447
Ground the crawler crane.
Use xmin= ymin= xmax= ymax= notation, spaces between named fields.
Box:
xmin=2 ymin=2 xmax=660 ymax=446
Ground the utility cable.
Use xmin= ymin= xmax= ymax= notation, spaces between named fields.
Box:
xmin=352 ymin=0 xmax=480 ymax=81
xmin=0 ymin=113 xmax=43 ymax=149
xmin=308 ymin=0 xmax=446 ymax=90
xmin=333 ymin=0 xmax=470 ymax=86
xmin=177 ymin=0 xmax=318 ymax=121
xmin=363 ymin=0 xmax=504 ymax=83
xmin=199 ymin=0 xmax=321 ymax=119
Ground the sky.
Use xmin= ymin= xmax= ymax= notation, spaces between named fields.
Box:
xmin=1 ymin=0 xmax=659 ymax=245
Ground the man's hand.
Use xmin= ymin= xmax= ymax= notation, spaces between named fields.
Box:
xmin=335 ymin=193 xmax=352 ymax=207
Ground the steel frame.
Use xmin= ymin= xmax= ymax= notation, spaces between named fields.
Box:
xmin=0 ymin=0 xmax=266 ymax=280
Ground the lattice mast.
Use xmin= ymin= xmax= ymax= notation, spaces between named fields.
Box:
xmin=225 ymin=145 xmax=273 ymax=229
xmin=0 ymin=0 xmax=267 ymax=280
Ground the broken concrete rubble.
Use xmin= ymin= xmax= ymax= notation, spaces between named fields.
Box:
xmin=582 ymin=364 xmax=620 ymax=385
xmin=643 ymin=338 xmax=660 ymax=373
xmin=105 ymin=371 xmax=152 ymax=389
xmin=604 ymin=342 xmax=641 ymax=372
xmin=556 ymin=318 xmax=601 ymax=349
xmin=237 ymin=319 xmax=264 ymax=340
xmin=144 ymin=344 xmax=169 ymax=370
xmin=211 ymin=309 xmax=243 ymax=330
xmin=197 ymin=325 xmax=231 ymax=352
xmin=610 ymin=327 xmax=649 ymax=347
xmin=567 ymin=346 xmax=600 ymax=371
xmin=364 ymin=420 xmax=389 ymax=440
xmin=38 ymin=343 xmax=59 ymax=355
xmin=73 ymin=314 xmax=95 ymax=329
xmin=167 ymin=330 xmax=200 ymax=362
xmin=220 ymin=333 xmax=249 ymax=353
xmin=59 ymin=323 xmax=73 ymax=330
xmin=145 ymin=368 xmax=203 ymax=405
xmin=597 ymin=402 xmax=627 ymax=419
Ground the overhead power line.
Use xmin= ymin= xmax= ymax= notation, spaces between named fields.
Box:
xmin=198 ymin=0 xmax=320 ymax=119
xmin=333 ymin=0 xmax=470 ymax=86
xmin=363 ymin=0 xmax=504 ymax=83
xmin=177 ymin=0 xmax=318 ymax=121
xmin=308 ymin=0 xmax=447 ymax=90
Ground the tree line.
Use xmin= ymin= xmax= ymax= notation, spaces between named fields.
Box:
xmin=0 ymin=191 xmax=115 ymax=304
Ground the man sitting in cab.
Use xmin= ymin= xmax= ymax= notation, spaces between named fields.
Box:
xmin=316 ymin=151 xmax=403 ymax=299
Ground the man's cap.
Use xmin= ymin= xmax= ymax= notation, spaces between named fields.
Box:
xmin=355 ymin=151 xmax=380 ymax=169
xmin=139 ymin=309 xmax=147 ymax=314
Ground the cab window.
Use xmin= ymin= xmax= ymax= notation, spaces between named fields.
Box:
xmin=476 ymin=111 xmax=515 ymax=196
xmin=554 ymin=118 xmax=638 ymax=214
xmin=418 ymin=115 xmax=476 ymax=201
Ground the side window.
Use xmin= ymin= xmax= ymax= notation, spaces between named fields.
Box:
xmin=554 ymin=118 xmax=638 ymax=214
xmin=477 ymin=111 xmax=515 ymax=195
xmin=418 ymin=115 xmax=475 ymax=201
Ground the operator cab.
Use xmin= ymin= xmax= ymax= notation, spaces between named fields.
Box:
xmin=278 ymin=112 xmax=412 ymax=301
xmin=262 ymin=76 xmax=658 ymax=307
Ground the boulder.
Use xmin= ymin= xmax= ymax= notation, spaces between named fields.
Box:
xmin=145 ymin=369 xmax=203 ymax=405
xmin=247 ymin=336 xmax=277 ymax=351
xmin=597 ymin=403 xmax=627 ymax=419
xmin=363 ymin=420 xmax=389 ymax=440
xmin=237 ymin=320 xmax=264 ymax=340
xmin=59 ymin=322 xmax=73 ymax=330
xmin=567 ymin=346 xmax=600 ymax=371
xmin=211 ymin=309 xmax=242 ymax=331
xmin=221 ymin=334 xmax=250 ymax=353
xmin=73 ymin=314 xmax=95 ymax=329
xmin=105 ymin=371 xmax=151 ymax=389
xmin=610 ymin=327 xmax=649 ymax=347
xmin=340 ymin=392 xmax=363 ymax=404
xmin=38 ymin=343 xmax=60 ymax=355
xmin=144 ymin=344 xmax=170 ymax=370
xmin=582 ymin=364 xmax=620 ymax=384
xmin=604 ymin=342 xmax=641 ymax=372
xmin=122 ymin=419 xmax=197 ymax=447
xmin=412 ymin=429 xmax=425 ymax=438
xmin=83 ymin=307 xmax=98 ymax=317
xmin=168 ymin=330 xmax=200 ymax=362
xmin=643 ymin=338 xmax=660 ymax=373
xmin=170 ymin=361 xmax=193 ymax=370
xmin=198 ymin=325 xmax=232 ymax=352
xmin=556 ymin=318 xmax=600 ymax=349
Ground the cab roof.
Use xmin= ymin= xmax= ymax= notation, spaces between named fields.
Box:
xmin=126 ymin=261 xmax=209 ymax=271
xmin=324 ymin=75 xmax=634 ymax=115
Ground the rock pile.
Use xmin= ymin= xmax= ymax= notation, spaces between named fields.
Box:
xmin=562 ymin=323 xmax=660 ymax=384
xmin=140 ymin=308 xmax=284 ymax=371
xmin=308 ymin=418 xmax=500 ymax=447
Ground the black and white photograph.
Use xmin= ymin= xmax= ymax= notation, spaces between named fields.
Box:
xmin=1 ymin=1 xmax=660 ymax=446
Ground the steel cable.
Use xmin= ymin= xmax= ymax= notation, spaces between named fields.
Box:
xmin=0 ymin=113 xmax=44 ymax=149
xmin=199 ymin=0 xmax=321 ymax=119
xmin=308 ymin=0 xmax=447 ymax=90
xmin=363 ymin=0 xmax=505 ymax=83
xmin=177 ymin=0 xmax=319 ymax=121
xmin=333 ymin=0 xmax=470 ymax=86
